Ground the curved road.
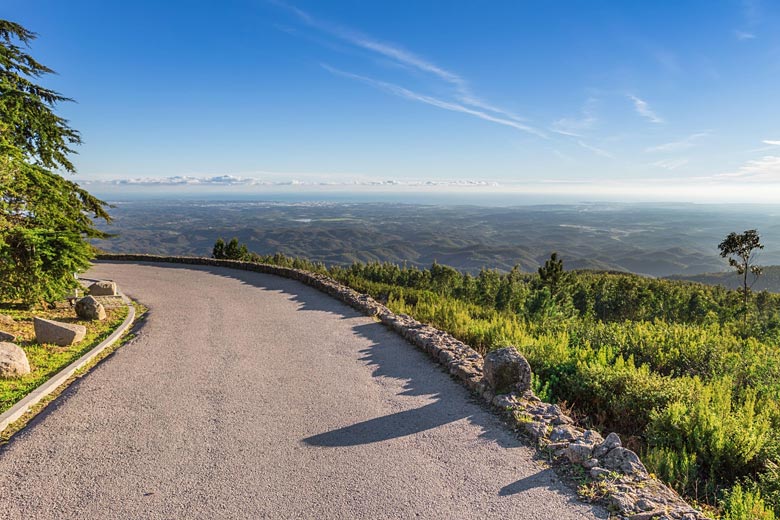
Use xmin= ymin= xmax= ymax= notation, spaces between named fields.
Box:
xmin=0 ymin=262 xmax=605 ymax=519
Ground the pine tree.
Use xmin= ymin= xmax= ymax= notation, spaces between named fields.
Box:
xmin=0 ymin=20 xmax=110 ymax=306
xmin=212 ymin=238 xmax=226 ymax=259
xmin=538 ymin=252 xmax=565 ymax=298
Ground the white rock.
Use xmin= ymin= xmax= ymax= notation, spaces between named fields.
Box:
xmin=88 ymin=281 xmax=117 ymax=296
xmin=33 ymin=317 xmax=86 ymax=346
xmin=0 ymin=342 xmax=30 ymax=377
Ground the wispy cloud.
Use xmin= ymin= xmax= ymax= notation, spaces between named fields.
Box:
xmin=551 ymin=98 xmax=598 ymax=137
xmin=274 ymin=1 xmax=527 ymax=124
xmin=747 ymin=139 xmax=780 ymax=152
xmin=577 ymin=140 xmax=614 ymax=159
xmin=735 ymin=0 xmax=761 ymax=40
xmin=645 ymin=132 xmax=709 ymax=153
xmin=322 ymin=64 xmax=546 ymax=137
xmin=715 ymin=155 xmax=780 ymax=182
xmin=652 ymin=158 xmax=690 ymax=170
xmin=628 ymin=95 xmax=664 ymax=124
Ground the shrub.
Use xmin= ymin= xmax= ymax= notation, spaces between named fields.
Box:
xmin=722 ymin=484 xmax=775 ymax=520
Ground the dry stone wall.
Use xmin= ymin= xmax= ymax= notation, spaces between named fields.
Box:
xmin=97 ymin=254 xmax=706 ymax=520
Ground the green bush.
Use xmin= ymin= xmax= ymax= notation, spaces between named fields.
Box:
xmin=644 ymin=446 xmax=699 ymax=497
xmin=648 ymin=378 xmax=771 ymax=496
xmin=722 ymin=484 xmax=775 ymax=520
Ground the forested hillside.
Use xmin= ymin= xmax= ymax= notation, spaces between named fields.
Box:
xmin=224 ymin=243 xmax=780 ymax=518
xmin=668 ymin=266 xmax=780 ymax=294
xmin=94 ymin=200 xmax=780 ymax=277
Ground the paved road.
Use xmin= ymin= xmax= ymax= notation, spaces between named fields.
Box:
xmin=0 ymin=262 xmax=605 ymax=519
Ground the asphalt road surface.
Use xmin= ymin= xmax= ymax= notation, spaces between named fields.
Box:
xmin=0 ymin=262 xmax=606 ymax=519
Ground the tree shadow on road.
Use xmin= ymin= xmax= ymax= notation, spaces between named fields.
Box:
xmin=304 ymin=321 xmax=516 ymax=450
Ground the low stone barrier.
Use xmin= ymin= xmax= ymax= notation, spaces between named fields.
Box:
xmin=97 ymin=253 xmax=705 ymax=520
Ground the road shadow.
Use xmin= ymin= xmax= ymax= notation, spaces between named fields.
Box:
xmin=304 ymin=320 xmax=518 ymax=449
xmin=104 ymin=261 xmax=365 ymax=319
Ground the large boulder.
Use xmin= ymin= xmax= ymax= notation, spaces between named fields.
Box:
xmin=483 ymin=347 xmax=532 ymax=394
xmin=88 ymin=280 xmax=117 ymax=296
xmin=75 ymin=296 xmax=106 ymax=321
xmin=33 ymin=317 xmax=86 ymax=346
xmin=0 ymin=331 xmax=15 ymax=342
xmin=0 ymin=342 xmax=30 ymax=377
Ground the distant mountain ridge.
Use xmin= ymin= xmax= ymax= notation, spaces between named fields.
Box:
xmin=95 ymin=200 xmax=780 ymax=278
xmin=666 ymin=265 xmax=780 ymax=293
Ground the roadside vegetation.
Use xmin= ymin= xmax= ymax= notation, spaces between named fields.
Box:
xmin=0 ymin=303 xmax=127 ymax=414
xmin=216 ymin=236 xmax=780 ymax=518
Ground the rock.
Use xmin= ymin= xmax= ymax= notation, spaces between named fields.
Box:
xmin=75 ymin=296 xmax=106 ymax=321
xmin=33 ymin=317 xmax=86 ymax=346
xmin=483 ymin=346 xmax=532 ymax=393
xmin=0 ymin=314 xmax=15 ymax=327
xmin=0 ymin=342 xmax=30 ymax=377
xmin=582 ymin=429 xmax=605 ymax=445
xmin=88 ymin=280 xmax=117 ymax=296
xmin=609 ymin=492 xmax=635 ymax=512
xmin=566 ymin=442 xmax=594 ymax=463
xmin=583 ymin=458 xmax=600 ymax=469
xmin=524 ymin=420 xmax=548 ymax=440
xmin=550 ymin=424 xmax=580 ymax=442
xmin=602 ymin=447 xmax=649 ymax=478
xmin=630 ymin=512 xmax=667 ymax=520
xmin=635 ymin=499 xmax=656 ymax=511
xmin=590 ymin=467 xmax=611 ymax=479
xmin=0 ymin=331 xmax=15 ymax=342
xmin=594 ymin=431 xmax=622 ymax=458
xmin=492 ymin=393 xmax=519 ymax=409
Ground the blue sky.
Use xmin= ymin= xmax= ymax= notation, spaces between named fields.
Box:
xmin=6 ymin=0 xmax=780 ymax=201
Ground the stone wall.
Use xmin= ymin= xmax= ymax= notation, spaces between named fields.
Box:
xmin=97 ymin=253 xmax=705 ymax=520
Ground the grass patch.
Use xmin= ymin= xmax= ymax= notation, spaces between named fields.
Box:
xmin=0 ymin=301 xmax=129 ymax=415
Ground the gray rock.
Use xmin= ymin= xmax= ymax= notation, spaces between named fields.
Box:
xmin=583 ymin=457 xmax=600 ymax=469
xmin=482 ymin=347 xmax=531 ymax=393
xmin=524 ymin=420 xmax=548 ymax=440
xmin=0 ymin=342 xmax=30 ymax=377
xmin=630 ymin=513 xmax=671 ymax=520
xmin=589 ymin=467 xmax=611 ymax=479
xmin=566 ymin=442 xmax=594 ymax=463
xmin=550 ymin=424 xmax=579 ymax=442
xmin=75 ymin=296 xmax=106 ymax=321
xmin=594 ymin=431 xmax=622 ymax=458
xmin=0 ymin=330 xmax=15 ymax=342
xmin=582 ymin=429 xmax=605 ymax=445
xmin=492 ymin=393 xmax=519 ymax=409
xmin=635 ymin=499 xmax=656 ymax=511
xmin=88 ymin=280 xmax=118 ymax=296
xmin=33 ymin=317 xmax=86 ymax=346
xmin=602 ymin=447 xmax=649 ymax=478
xmin=609 ymin=492 xmax=635 ymax=512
